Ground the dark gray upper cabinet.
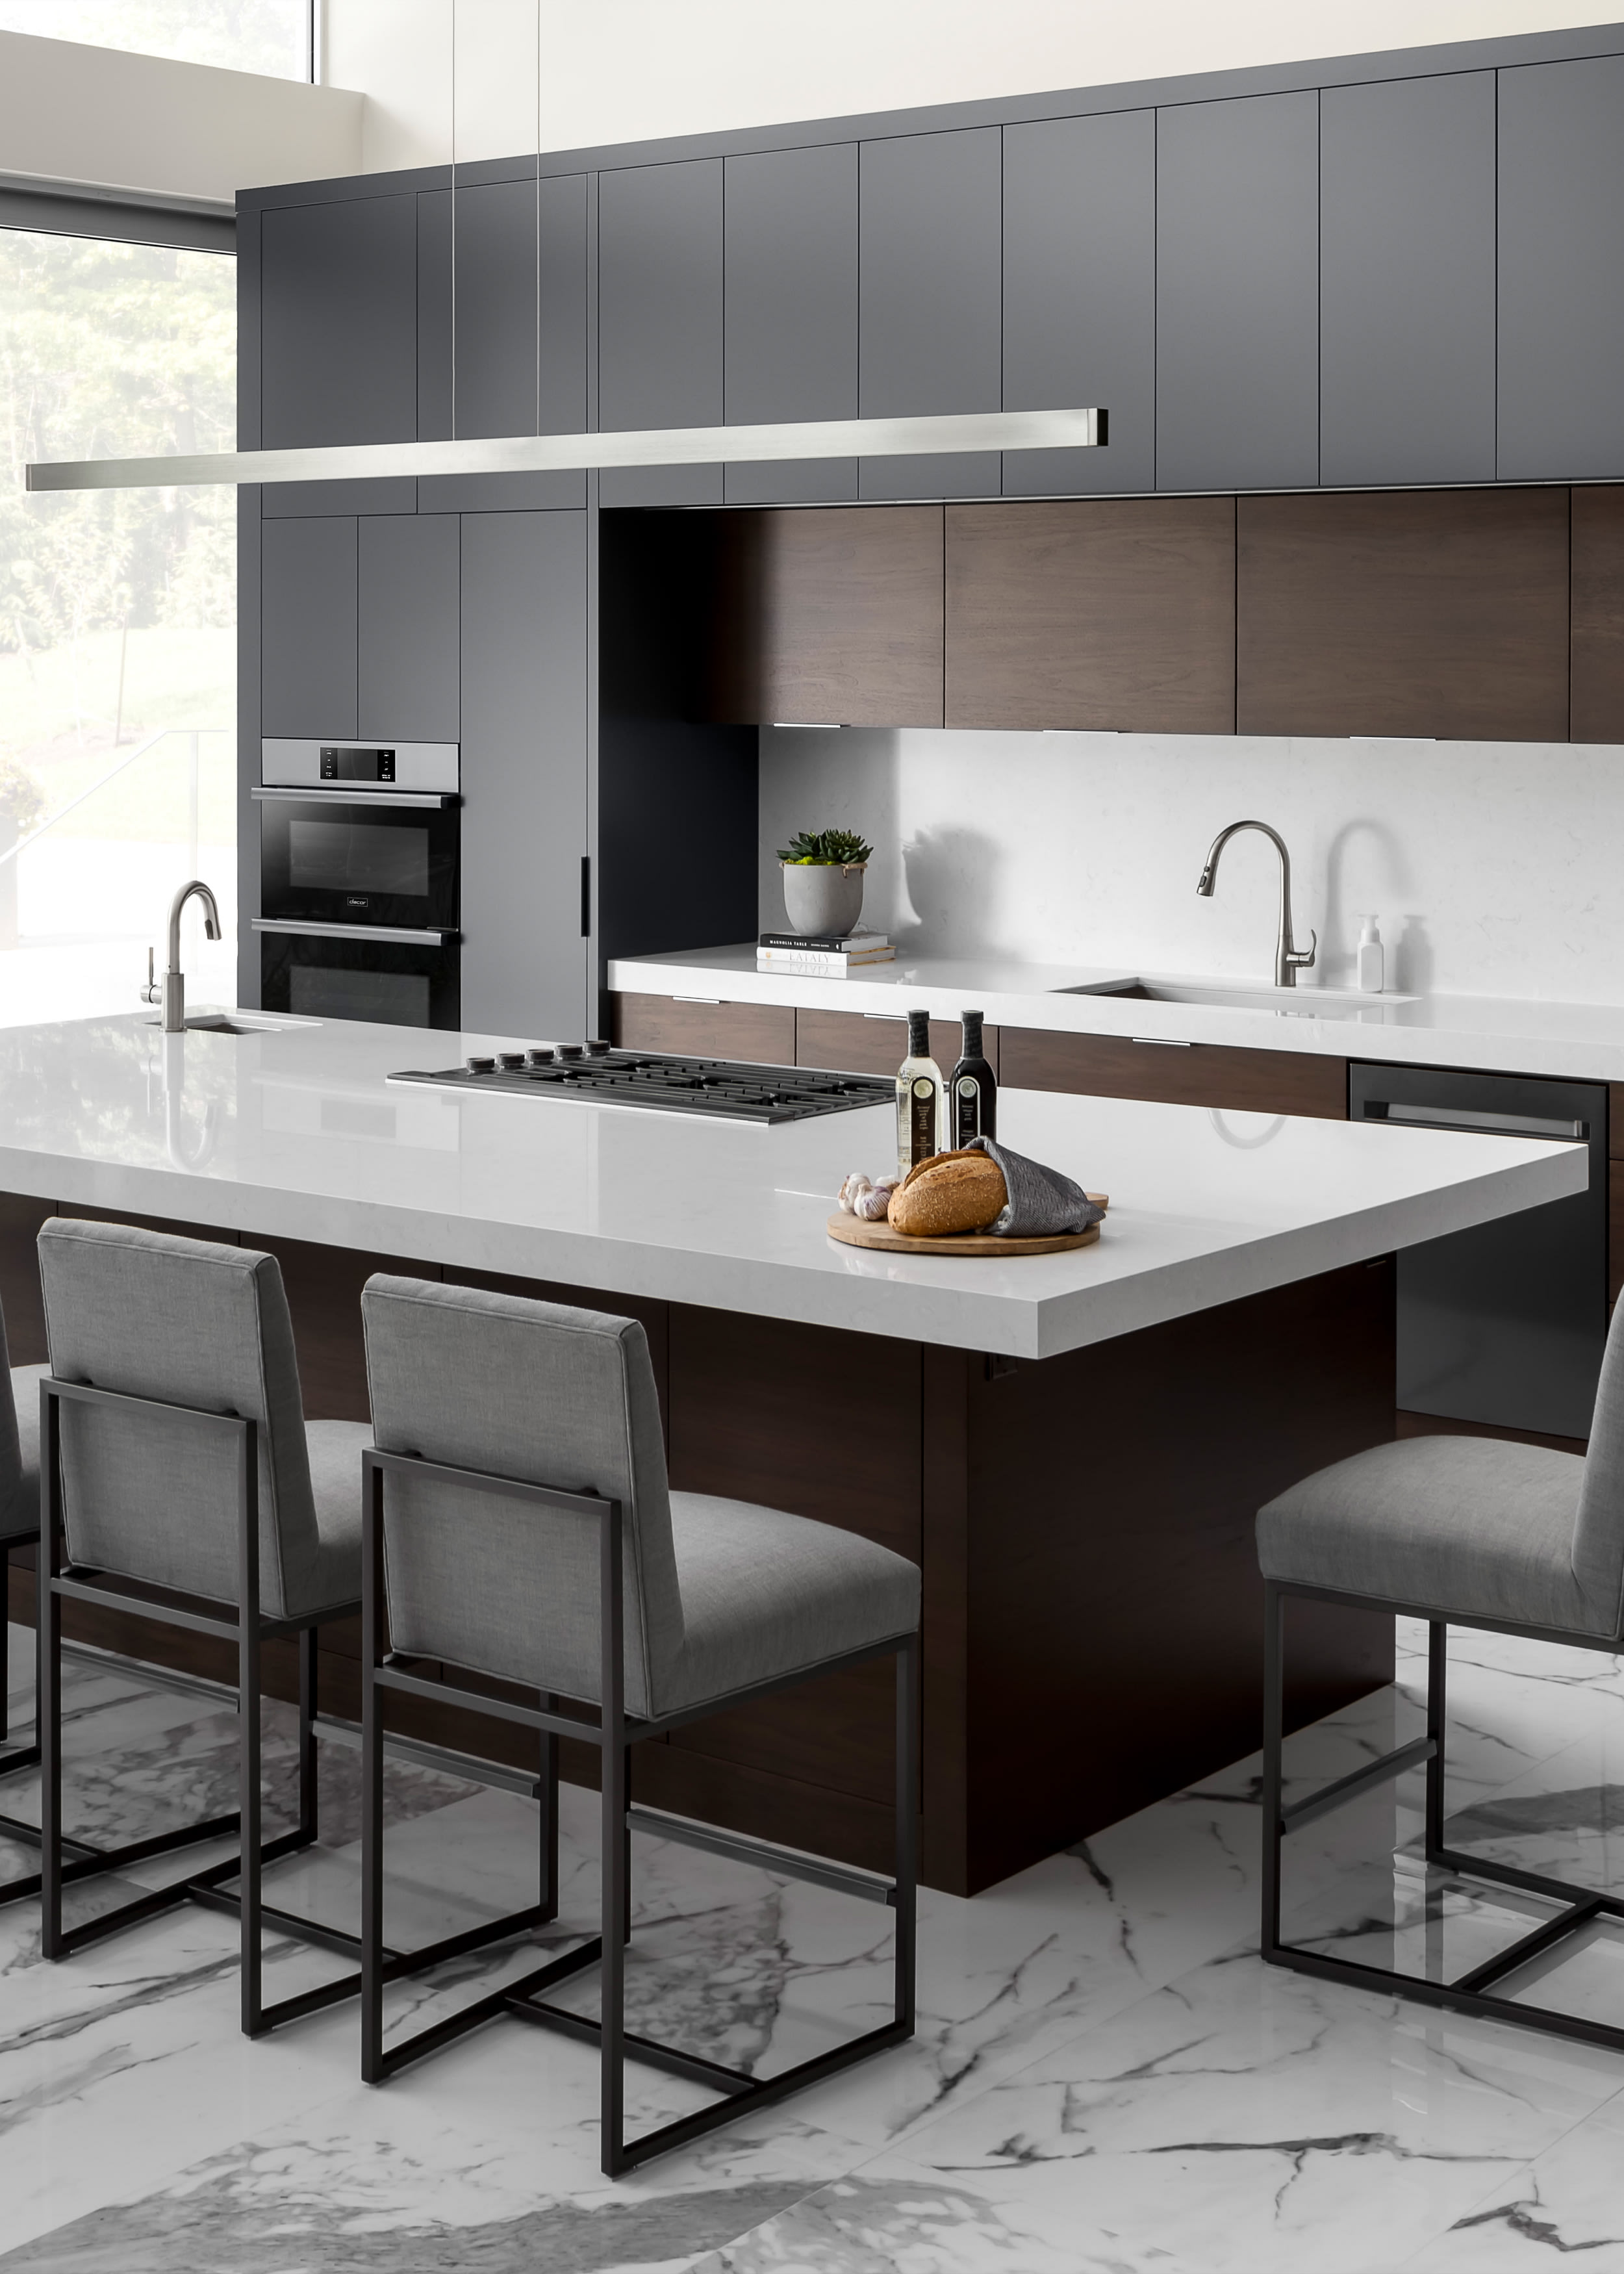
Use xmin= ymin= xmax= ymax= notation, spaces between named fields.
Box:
xmin=357 ymin=515 xmax=460 ymax=742
xmin=261 ymin=194 xmax=417 ymax=448
xmin=1002 ymin=110 xmax=1154 ymax=498
xmin=723 ymin=142 xmax=858 ymax=505
xmin=459 ymin=512 xmax=589 ymax=1041
xmin=1499 ymin=55 xmax=1624 ymax=481
xmin=261 ymin=518 xmax=357 ymax=738
xmin=1319 ymin=73 xmax=1495 ymax=487
xmin=858 ymin=127 xmax=1002 ymax=500
xmin=598 ymin=157 xmax=724 ymax=507
xmin=1156 ymin=92 xmax=1319 ymax=492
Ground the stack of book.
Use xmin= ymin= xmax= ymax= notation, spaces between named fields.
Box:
xmin=757 ymin=928 xmax=896 ymax=973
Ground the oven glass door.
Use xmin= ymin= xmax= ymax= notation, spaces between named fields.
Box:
xmin=260 ymin=931 xmax=459 ymax=1030
xmin=259 ymin=795 xmax=457 ymax=931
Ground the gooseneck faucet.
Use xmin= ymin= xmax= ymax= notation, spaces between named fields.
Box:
xmin=140 ymin=878 xmax=222 ymax=1032
xmin=1196 ymin=821 xmax=1316 ymax=988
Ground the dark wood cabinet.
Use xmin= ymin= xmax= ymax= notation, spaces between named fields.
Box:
xmin=709 ymin=505 xmax=944 ymax=729
xmin=598 ymin=157 xmax=724 ymax=508
xmin=945 ymin=498 xmax=1236 ymax=734
xmin=1002 ymin=1025 xmax=1348 ymax=1119
xmin=1237 ymin=489 xmax=1571 ymax=741
xmin=796 ymin=1007 xmax=993 ymax=1081
xmin=1610 ymin=1161 xmax=1624 ymax=1307
xmin=1319 ymin=73 xmax=1496 ymax=487
xmin=611 ymin=992 xmax=795 ymax=1064
xmin=723 ymin=142 xmax=859 ymax=507
xmin=1571 ymin=488 xmax=1624 ymax=743
xmin=1002 ymin=109 xmax=1156 ymax=498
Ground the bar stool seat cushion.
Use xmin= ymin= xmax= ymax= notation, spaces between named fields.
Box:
xmin=665 ymin=1491 xmax=920 ymax=1712
xmin=1257 ymin=1435 xmax=1608 ymax=1637
xmin=1 ymin=1364 xmax=48 ymax=1543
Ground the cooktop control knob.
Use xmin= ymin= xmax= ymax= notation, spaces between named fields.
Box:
xmin=584 ymin=1038 xmax=612 ymax=1056
xmin=465 ymin=1056 xmax=495 ymax=1074
xmin=555 ymin=1043 xmax=583 ymax=1061
xmin=525 ymin=1045 xmax=557 ymax=1067
xmin=496 ymin=1053 xmax=526 ymax=1071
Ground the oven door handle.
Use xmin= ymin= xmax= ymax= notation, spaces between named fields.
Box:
xmin=251 ymin=786 xmax=459 ymax=809
xmin=252 ymin=917 xmax=461 ymax=946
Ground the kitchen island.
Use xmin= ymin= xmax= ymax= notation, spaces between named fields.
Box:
xmin=0 ymin=1012 xmax=1586 ymax=1893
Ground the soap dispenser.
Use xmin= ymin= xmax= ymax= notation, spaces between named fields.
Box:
xmin=1356 ymin=915 xmax=1384 ymax=994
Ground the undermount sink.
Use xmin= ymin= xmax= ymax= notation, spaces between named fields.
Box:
xmin=145 ymin=1012 xmax=289 ymax=1035
xmin=1059 ymin=977 xmax=1415 ymax=1016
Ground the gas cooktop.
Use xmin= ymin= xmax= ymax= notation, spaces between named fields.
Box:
xmin=388 ymin=1043 xmax=893 ymax=1125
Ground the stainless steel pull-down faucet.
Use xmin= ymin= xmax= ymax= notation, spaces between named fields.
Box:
xmin=140 ymin=878 xmax=222 ymax=1032
xmin=1197 ymin=821 xmax=1316 ymax=988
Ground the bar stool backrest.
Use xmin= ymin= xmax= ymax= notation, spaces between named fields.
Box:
xmin=36 ymin=1218 xmax=322 ymax=1618
xmin=0 ymin=1289 xmax=27 ymax=1539
xmin=1575 ymin=1301 xmax=1624 ymax=1637
xmin=360 ymin=1275 xmax=681 ymax=1718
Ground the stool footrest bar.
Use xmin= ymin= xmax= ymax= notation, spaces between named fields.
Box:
xmin=624 ymin=1802 xmax=897 ymax=1904
xmin=1280 ymin=1735 xmax=1436 ymax=1834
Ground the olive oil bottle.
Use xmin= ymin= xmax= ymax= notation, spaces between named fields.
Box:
xmin=950 ymin=1008 xmax=997 ymax=1145
xmin=896 ymin=1008 xmax=945 ymax=1179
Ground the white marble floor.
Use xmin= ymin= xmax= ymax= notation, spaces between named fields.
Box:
xmin=4 ymin=1622 xmax=1624 ymax=2269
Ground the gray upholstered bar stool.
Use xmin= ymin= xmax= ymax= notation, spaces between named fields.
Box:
xmin=358 ymin=1275 xmax=921 ymax=2178
xmin=1256 ymin=1309 xmax=1624 ymax=2052
xmin=32 ymin=1216 xmax=372 ymax=2035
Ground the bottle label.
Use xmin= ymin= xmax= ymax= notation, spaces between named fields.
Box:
xmin=955 ymin=1074 xmax=981 ymax=1144
xmin=909 ymin=1075 xmax=936 ymax=1163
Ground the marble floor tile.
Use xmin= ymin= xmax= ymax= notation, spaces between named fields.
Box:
xmin=1402 ymin=2088 xmax=1624 ymax=2268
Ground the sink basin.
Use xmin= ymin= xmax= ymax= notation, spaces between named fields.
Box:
xmin=1059 ymin=977 xmax=1415 ymax=1016
xmin=145 ymin=1012 xmax=289 ymax=1036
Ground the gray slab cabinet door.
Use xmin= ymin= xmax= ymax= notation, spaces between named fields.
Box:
xmin=416 ymin=173 xmax=589 ymax=512
xmin=1157 ymin=93 xmax=1319 ymax=492
xmin=1002 ymin=110 xmax=1154 ymax=497
xmin=859 ymin=127 xmax=1002 ymax=500
xmin=599 ymin=159 xmax=724 ymax=508
xmin=261 ymin=518 xmax=357 ymax=738
xmin=1319 ymin=73 xmax=1495 ymax=487
xmin=724 ymin=142 xmax=859 ymax=506
xmin=260 ymin=194 xmax=418 ymax=448
xmin=1499 ymin=56 xmax=1624 ymax=481
xmin=357 ymin=516 xmax=460 ymax=743
xmin=459 ymin=513 xmax=589 ymax=1041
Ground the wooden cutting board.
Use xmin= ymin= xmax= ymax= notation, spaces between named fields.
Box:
xmin=826 ymin=1194 xmax=1108 ymax=1259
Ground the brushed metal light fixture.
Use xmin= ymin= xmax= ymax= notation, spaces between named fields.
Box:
xmin=25 ymin=407 xmax=1105 ymax=492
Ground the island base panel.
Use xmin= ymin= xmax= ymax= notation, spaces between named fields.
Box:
xmin=1 ymin=1197 xmax=1394 ymax=1897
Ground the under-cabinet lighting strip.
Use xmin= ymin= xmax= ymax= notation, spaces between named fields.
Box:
xmin=24 ymin=407 xmax=1104 ymax=494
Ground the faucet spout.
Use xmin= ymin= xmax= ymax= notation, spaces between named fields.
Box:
xmin=145 ymin=878 xmax=223 ymax=1033
xmin=1195 ymin=820 xmax=1316 ymax=989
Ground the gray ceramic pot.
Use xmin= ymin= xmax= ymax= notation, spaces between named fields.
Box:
xmin=781 ymin=862 xmax=867 ymax=938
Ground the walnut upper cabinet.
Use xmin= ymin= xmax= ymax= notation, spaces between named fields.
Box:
xmin=944 ymin=498 xmax=1236 ymax=734
xmin=709 ymin=504 xmax=944 ymax=728
xmin=1236 ymin=489 xmax=1570 ymax=741
xmin=1572 ymin=488 xmax=1624 ymax=743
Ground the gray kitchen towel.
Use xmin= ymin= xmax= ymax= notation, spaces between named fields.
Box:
xmin=967 ymin=1136 xmax=1105 ymax=1238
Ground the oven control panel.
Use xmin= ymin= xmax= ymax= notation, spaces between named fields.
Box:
xmin=322 ymin=745 xmax=395 ymax=782
xmin=262 ymin=739 xmax=459 ymax=793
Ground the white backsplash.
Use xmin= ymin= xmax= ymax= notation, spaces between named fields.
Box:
xmin=758 ymin=726 xmax=1624 ymax=1003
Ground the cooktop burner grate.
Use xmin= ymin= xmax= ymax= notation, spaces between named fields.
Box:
xmin=388 ymin=1047 xmax=894 ymax=1125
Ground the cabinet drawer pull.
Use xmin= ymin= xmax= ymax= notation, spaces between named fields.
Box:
xmin=1130 ymin=1036 xmax=1193 ymax=1048
xmin=674 ymin=995 xmax=722 ymax=1005
xmin=861 ymin=1012 xmax=906 ymax=1021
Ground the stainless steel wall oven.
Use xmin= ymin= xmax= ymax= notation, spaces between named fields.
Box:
xmin=255 ymin=741 xmax=460 ymax=1029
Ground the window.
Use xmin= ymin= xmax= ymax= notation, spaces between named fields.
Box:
xmin=0 ymin=2 xmax=311 ymax=80
xmin=0 ymin=226 xmax=236 ymax=1022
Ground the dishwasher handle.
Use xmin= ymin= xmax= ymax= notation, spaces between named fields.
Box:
xmin=1359 ymin=1099 xmax=1588 ymax=1142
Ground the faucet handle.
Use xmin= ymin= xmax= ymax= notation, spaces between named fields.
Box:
xmin=1286 ymin=929 xmax=1318 ymax=971
xmin=138 ymin=946 xmax=162 ymax=1006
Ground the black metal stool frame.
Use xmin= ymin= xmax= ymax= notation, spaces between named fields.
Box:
xmin=1264 ymin=1574 xmax=1624 ymax=2054
xmin=0 ymin=1515 xmax=42 ymax=1784
xmin=27 ymin=1377 xmax=546 ymax=2036
xmin=360 ymin=1444 xmax=919 ymax=2178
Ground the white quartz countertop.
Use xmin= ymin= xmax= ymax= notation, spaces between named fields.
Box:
xmin=610 ymin=944 xmax=1624 ymax=1087
xmin=0 ymin=1011 xmax=1584 ymax=1359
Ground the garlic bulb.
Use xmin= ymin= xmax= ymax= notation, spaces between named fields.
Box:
xmin=838 ymin=1171 xmax=872 ymax=1214
xmin=854 ymin=1178 xmax=898 ymax=1221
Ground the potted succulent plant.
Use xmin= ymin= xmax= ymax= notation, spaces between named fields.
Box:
xmin=778 ymin=826 xmax=874 ymax=938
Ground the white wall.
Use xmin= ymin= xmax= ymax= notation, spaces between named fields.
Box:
xmin=0 ymin=31 xmax=361 ymax=202
xmin=326 ymin=0 xmax=1615 ymax=170
xmin=757 ymin=728 xmax=1624 ymax=1004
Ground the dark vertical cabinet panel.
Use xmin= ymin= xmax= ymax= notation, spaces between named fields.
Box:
xmin=1237 ymin=489 xmax=1570 ymax=740
xmin=723 ymin=141 xmax=859 ymax=505
xmin=260 ymin=518 xmax=357 ymax=737
xmin=451 ymin=175 xmax=539 ymax=440
xmin=459 ymin=513 xmax=589 ymax=1041
xmin=357 ymin=515 xmax=460 ymax=741
xmin=416 ymin=186 xmax=453 ymax=442
xmin=858 ymin=127 xmax=1002 ymax=501
xmin=260 ymin=194 xmax=418 ymax=447
xmin=1002 ymin=110 xmax=1155 ymax=497
xmin=1571 ymin=487 xmax=1624 ymax=743
xmin=598 ymin=158 xmax=724 ymax=507
xmin=1156 ymin=92 xmax=1319 ymax=492
xmin=1499 ymin=56 xmax=1624 ymax=481
xmin=1319 ymin=73 xmax=1495 ymax=487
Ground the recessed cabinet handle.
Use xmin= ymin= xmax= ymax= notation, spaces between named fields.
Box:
xmin=861 ymin=1012 xmax=906 ymax=1021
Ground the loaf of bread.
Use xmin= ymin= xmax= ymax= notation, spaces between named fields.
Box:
xmin=889 ymin=1149 xmax=1008 ymax=1237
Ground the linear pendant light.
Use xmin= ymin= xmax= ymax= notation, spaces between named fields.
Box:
xmin=24 ymin=407 xmax=1104 ymax=494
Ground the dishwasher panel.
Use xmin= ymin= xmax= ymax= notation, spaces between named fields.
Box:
xmin=1349 ymin=1062 xmax=1606 ymax=1440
